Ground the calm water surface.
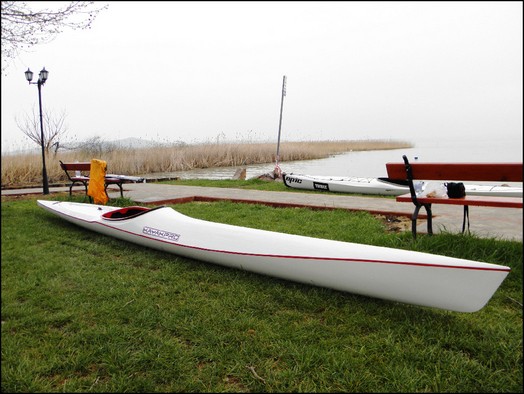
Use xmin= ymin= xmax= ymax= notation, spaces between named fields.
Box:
xmin=146 ymin=137 xmax=523 ymax=181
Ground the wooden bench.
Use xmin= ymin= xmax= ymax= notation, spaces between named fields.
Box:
xmin=386 ymin=155 xmax=523 ymax=238
xmin=59 ymin=161 xmax=144 ymax=198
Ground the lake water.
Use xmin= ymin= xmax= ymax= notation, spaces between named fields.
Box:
xmin=147 ymin=137 xmax=523 ymax=181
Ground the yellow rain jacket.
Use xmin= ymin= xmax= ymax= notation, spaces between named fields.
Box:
xmin=87 ymin=159 xmax=109 ymax=205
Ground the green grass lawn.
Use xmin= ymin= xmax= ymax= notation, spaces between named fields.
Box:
xmin=2 ymin=194 xmax=522 ymax=392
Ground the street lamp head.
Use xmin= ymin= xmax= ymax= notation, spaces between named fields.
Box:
xmin=39 ymin=67 xmax=49 ymax=84
xmin=25 ymin=68 xmax=34 ymax=83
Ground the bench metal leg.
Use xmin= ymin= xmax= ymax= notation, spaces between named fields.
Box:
xmin=462 ymin=205 xmax=470 ymax=233
xmin=104 ymin=183 xmax=124 ymax=198
xmin=424 ymin=204 xmax=433 ymax=235
xmin=411 ymin=203 xmax=432 ymax=239
xmin=411 ymin=205 xmax=422 ymax=239
xmin=69 ymin=181 xmax=88 ymax=196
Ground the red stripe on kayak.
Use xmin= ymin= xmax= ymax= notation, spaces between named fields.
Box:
xmin=93 ymin=221 xmax=510 ymax=273
xmin=43 ymin=204 xmax=511 ymax=274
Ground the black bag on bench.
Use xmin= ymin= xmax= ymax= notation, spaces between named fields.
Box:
xmin=446 ymin=182 xmax=466 ymax=198
xmin=445 ymin=182 xmax=469 ymax=232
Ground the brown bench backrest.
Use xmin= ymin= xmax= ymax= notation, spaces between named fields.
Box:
xmin=386 ymin=162 xmax=523 ymax=182
xmin=60 ymin=161 xmax=91 ymax=172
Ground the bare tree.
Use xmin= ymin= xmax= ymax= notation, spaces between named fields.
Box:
xmin=1 ymin=1 xmax=108 ymax=71
xmin=16 ymin=108 xmax=69 ymax=154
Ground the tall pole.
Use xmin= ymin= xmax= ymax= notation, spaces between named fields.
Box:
xmin=37 ymin=80 xmax=50 ymax=195
xmin=275 ymin=75 xmax=286 ymax=177
xmin=26 ymin=67 xmax=50 ymax=195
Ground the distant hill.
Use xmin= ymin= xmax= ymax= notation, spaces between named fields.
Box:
xmin=2 ymin=137 xmax=167 ymax=156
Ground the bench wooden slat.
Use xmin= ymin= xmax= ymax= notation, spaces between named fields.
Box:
xmin=60 ymin=162 xmax=91 ymax=172
xmin=396 ymin=193 xmax=523 ymax=208
xmin=105 ymin=177 xmax=124 ymax=183
xmin=386 ymin=162 xmax=523 ymax=182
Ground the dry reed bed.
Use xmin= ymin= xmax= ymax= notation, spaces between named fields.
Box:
xmin=1 ymin=140 xmax=412 ymax=188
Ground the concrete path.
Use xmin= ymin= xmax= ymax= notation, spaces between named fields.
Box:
xmin=3 ymin=182 xmax=522 ymax=241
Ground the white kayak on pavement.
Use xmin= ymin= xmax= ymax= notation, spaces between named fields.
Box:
xmin=38 ymin=200 xmax=510 ymax=312
xmin=283 ymin=173 xmax=522 ymax=197
xmin=283 ymin=173 xmax=410 ymax=196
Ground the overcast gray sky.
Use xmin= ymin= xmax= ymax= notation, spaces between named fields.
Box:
xmin=1 ymin=1 xmax=522 ymax=153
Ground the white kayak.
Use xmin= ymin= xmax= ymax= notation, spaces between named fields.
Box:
xmin=283 ymin=173 xmax=523 ymax=197
xmin=283 ymin=173 xmax=409 ymax=196
xmin=462 ymin=183 xmax=522 ymax=197
xmin=37 ymin=200 xmax=510 ymax=312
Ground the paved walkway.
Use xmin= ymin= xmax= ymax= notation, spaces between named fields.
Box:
xmin=3 ymin=183 xmax=522 ymax=241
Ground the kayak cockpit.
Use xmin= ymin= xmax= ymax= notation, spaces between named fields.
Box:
xmin=102 ymin=206 xmax=165 ymax=221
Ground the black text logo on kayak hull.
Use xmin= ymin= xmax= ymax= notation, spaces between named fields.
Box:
xmin=313 ymin=182 xmax=329 ymax=191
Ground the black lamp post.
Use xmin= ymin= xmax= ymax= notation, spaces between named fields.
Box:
xmin=25 ymin=67 xmax=50 ymax=195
